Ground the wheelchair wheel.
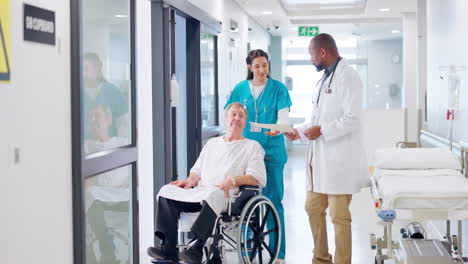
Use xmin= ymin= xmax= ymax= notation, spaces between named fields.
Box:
xmin=237 ymin=195 xmax=281 ymax=264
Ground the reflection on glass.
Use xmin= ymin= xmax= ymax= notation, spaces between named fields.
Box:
xmin=85 ymin=104 xmax=130 ymax=155
xmin=85 ymin=165 xmax=131 ymax=264
xmin=200 ymin=33 xmax=217 ymax=128
xmin=82 ymin=0 xmax=131 ymax=155
xmin=359 ymin=38 xmax=402 ymax=109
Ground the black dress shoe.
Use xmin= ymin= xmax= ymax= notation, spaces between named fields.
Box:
xmin=207 ymin=254 xmax=222 ymax=264
xmin=147 ymin=246 xmax=178 ymax=262
xmin=180 ymin=244 xmax=203 ymax=264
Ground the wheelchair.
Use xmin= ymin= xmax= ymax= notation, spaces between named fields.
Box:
xmin=152 ymin=185 xmax=281 ymax=264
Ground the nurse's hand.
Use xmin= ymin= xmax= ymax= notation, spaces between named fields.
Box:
xmin=304 ymin=126 xmax=321 ymax=140
xmin=285 ymin=128 xmax=300 ymax=141
xmin=265 ymin=130 xmax=280 ymax=136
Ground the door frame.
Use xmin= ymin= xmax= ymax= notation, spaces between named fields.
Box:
xmin=149 ymin=0 xmax=221 ymax=245
xmin=70 ymin=0 xmax=139 ymax=263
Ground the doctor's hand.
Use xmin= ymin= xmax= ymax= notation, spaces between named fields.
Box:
xmin=265 ymin=130 xmax=280 ymax=137
xmin=285 ymin=128 xmax=300 ymax=141
xmin=216 ymin=178 xmax=234 ymax=198
xmin=303 ymin=126 xmax=321 ymax=140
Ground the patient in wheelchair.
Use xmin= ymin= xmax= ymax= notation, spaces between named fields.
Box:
xmin=147 ymin=102 xmax=267 ymax=263
xmin=84 ymin=105 xmax=130 ymax=263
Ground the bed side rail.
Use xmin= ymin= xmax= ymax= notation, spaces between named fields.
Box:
xmin=395 ymin=141 xmax=418 ymax=148
xmin=370 ymin=177 xmax=382 ymax=209
xmin=462 ymin=147 xmax=468 ymax=178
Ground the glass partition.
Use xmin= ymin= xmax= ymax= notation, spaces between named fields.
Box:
xmin=72 ymin=0 xmax=137 ymax=263
xmin=82 ymin=0 xmax=132 ymax=155
xmin=200 ymin=32 xmax=218 ymax=146
xmin=85 ymin=165 xmax=132 ymax=264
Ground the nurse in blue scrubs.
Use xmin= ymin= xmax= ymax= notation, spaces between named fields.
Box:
xmin=225 ymin=49 xmax=292 ymax=263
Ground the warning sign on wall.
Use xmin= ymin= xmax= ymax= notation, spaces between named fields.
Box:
xmin=0 ymin=0 xmax=11 ymax=83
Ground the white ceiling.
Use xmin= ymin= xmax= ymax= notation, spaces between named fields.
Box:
xmin=235 ymin=0 xmax=416 ymax=41
xmin=282 ymin=0 xmax=363 ymax=4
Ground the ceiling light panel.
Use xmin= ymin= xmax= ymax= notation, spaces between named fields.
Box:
xmin=282 ymin=0 xmax=362 ymax=4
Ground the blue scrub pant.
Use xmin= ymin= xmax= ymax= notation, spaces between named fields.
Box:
xmin=262 ymin=162 xmax=286 ymax=260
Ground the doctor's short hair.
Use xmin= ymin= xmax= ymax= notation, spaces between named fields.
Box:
xmin=246 ymin=49 xmax=271 ymax=80
xmin=312 ymin=33 xmax=339 ymax=56
xmin=225 ymin=102 xmax=247 ymax=118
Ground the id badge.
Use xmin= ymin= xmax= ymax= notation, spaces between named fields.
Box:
xmin=250 ymin=125 xmax=262 ymax=133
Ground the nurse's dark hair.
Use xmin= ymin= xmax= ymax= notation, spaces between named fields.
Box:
xmin=311 ymin=33 xmax=339 ymax=56
xmin=84 ymin=52 xmax=105 ymax=82
xmin=246 ymin=49 xmax=270 ymax=80
xmin=225 ymin=102 xmax=247 ymax=118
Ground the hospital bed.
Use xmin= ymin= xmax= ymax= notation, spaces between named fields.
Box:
xmin=369 ymin=146 xmax=468 ymax=264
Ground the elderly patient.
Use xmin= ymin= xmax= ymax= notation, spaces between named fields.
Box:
xmin=147 ymin=102 xmax=266 ymax=263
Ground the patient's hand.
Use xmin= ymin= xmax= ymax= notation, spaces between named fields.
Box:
xmin=169 ymin=179 xmax=196 ymax=189
xmin=216 ymin=179 xmax=234 ymax=198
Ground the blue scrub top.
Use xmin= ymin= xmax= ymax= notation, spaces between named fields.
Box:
xmin=225 ymin=78 xmax=292 ymax=164
xmin=84 ymin=81 xmax=128 ymax=138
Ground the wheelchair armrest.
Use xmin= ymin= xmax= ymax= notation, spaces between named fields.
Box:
xmin=239 ymin=185 xmax=261 ymax=192
xmin=228 ymin=186 xmax=261 ymax=216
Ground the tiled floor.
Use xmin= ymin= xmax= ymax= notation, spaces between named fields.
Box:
xmin=282 ymin=144 xmax=381 ymax=264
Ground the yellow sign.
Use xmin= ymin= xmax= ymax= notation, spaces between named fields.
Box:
xmin=0 ymin=0 xmax=11 ymax=82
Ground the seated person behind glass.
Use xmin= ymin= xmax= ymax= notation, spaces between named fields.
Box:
xmin=84 ymin=105 xmax=130 ymax=263
xmin=147 ymin=102 xmax=266 ymax=263
xmin=85 ymin=104 xmax=129 ymax=197
xmin=83 ymin=52 xmax=128 ymax=138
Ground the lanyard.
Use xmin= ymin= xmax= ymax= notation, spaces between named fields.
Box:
xmin=250 ymin=81 xmax=266 ymax=123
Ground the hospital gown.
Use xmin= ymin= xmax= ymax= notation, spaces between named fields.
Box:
xmin=84 ymin=137 xmax=130 ymax=210
xmin=158 ymin=136 xmax=266 ymax=215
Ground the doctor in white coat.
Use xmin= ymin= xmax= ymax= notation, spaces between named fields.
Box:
xmin=285 ymin=33 xmax=369 ymax=264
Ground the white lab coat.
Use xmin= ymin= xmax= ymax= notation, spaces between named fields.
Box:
xmin=297 ymin=58 xmax=370 ymax=194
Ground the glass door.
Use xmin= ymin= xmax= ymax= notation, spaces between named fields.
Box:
xmin=200 ymin=32 xmax=219 ymax=146
xmin=174 ymin=13 xmax=188 ymax=180
xmin=71 ymin=0 xmax=138 ymax=263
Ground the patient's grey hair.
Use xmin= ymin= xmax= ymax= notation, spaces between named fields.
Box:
xmin=225 ymin=102 xmax=247 ymax=118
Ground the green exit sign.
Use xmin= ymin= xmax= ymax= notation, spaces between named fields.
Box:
xmin=298 ymin=26 xmax=319 ymax=37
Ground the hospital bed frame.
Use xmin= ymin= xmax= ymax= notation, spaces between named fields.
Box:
xmin=370 ymin=146 xmax=468 ymax=264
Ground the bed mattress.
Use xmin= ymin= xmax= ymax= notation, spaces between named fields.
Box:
xmin=374 ymin=169 xmax=468 ymax=209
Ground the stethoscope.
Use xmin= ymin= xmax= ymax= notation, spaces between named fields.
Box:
xmin=314 ymin=57 xmax=342 ymax=104
xmin=243 ymin=81 xmax=266 ymax=124
xmin=251 ymin=82 xmax=266 ymax=124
